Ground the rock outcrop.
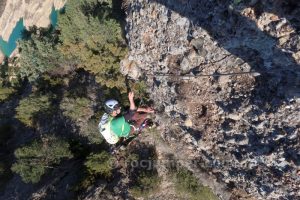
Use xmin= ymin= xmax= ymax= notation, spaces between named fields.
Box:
xmin=122 ymin=0 xmax=300 ymax=199
xmin=0 ymin=0 xmax=66 ymax=41
xmin=0 ymin=50 xmax=4 ymax=64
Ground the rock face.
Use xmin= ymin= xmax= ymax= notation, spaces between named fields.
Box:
xmin=122 ymin=0 xmax=300 ymax=199
xmin=0 ymin=50 xmax=4 ymax=64
xmin=0 ymin=0 xmax=66 ymax=41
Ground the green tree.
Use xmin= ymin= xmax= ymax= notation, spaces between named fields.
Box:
xmin=58 ymin=0 xmax=127 ymax=90
xmin=130 ymin=171 xmax=161 ymax=198
xmin=84 ymin=151 xmax=114 ymax=178
xmin=11 ymin=135 xmax=73 ymax=183
xmin=60 ymin=96 xmax=93 ymax=122
xmin=17 ymin=33 xmax=63 ymax=82
xmin=15 ymin=94 xmax=52 ymax=127
xmin=81 ymin=118 xmax=104 ymax=144
xmin=0 ymin=87 xmax=15 ymax=102
xmin=0 ymin=62 xmax=18 ymax=100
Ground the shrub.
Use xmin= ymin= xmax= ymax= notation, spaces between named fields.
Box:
xmin=0 ymin=87 xmax=15 ymax=102
xmin=60 ymin=96 xmax=93 ymax=122
xmin=15 ymin=94 xmax=52 ymax=127
xmin=84 ymin=151 xmax=114 ymax=178
xmin=130 ymin=171 xmax=161 ymax=197
xmin=11 ymin=135 xmax=73 ymax=183
xmin=126 ymin=143 xmax=161 ymax=198
xmin=81 ymin=118 xmax=103 ymax=144
xmin=174 ymin=168 xmax=219 ymax=200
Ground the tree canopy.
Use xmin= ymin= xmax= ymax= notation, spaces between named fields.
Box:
xmin=11 ymin=135 xmax=73 ymax=183
xmin=15 ymin=94 xmax=52 ymax=127
xmin=17 ymin=33 xmax=63 ymax=82
xmin=58 ymin=0 xmax=127 ymax=90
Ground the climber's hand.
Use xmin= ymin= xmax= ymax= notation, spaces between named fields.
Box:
xmin=145 ymin=107 xmax=155 ymax=113
xmin=128 ymin=91 xmax=135 ymax=102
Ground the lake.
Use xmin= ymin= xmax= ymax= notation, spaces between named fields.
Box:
xmin=0 ymin=7 xmax=59 ymax=57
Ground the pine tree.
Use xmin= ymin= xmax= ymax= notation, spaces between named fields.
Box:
xmin=15 ymin=94 xmax=52 ymax=127
xmin=58 ymin=0 xmax=127 ymax=90
xmin=84 ymin=151 xmax=114 ymax=178
xmin=17 ymin=33 xmax=63 ymax=82
xmin=11 ymin=135 xmax=73 ymax=183
xmin=60 ymin=96 xmax=93 ymax=122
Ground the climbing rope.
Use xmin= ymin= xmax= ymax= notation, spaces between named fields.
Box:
xmin=145 ymin=70 xmax=261 ymax=78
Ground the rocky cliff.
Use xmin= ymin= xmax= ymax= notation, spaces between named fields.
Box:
xmin=0 ymin=51 xmax=4 ymax=64
xmin=0 ymin=0 xmax=66 ymax=42
xmin=122 ymin=0 xmax=300 ymax=199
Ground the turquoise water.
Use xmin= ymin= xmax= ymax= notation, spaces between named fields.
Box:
xmin=0 ymin=19 xmax=24 ymax=57
xmin=0 ymin=7 xmax=59 ymax=57
xmin=50 ymin=6 xmax=58 ymax=27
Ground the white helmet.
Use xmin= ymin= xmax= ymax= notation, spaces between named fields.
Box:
xmin=104 ymin=99 xmax=119 ymax=113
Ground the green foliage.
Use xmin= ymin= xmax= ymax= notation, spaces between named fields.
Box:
xmin=17 ymin=33 xmax=63 ymax=82
xmin=233 ymin=0 xmax=243 ymax=5
xmin=126 ymin=143 xmax=161 ymax=198
xmin=0 ymin=63 xmax=8 ymax=85
xmin=60 ymin=96 xmax=93 ymax=122
xmin=81 ymin=118 xmax=103 ymax=144
xmin=15 ymin=94 xmax=52 ymax=127
xmin=58 ymin=0 xmax=127 ymax=90
xmin=0 ymin=87 xmax=15 ymax=102
xmin=130 ymin=171 xmax=161 ymax=198
xmin=129 ymin=80 xmax=151 ymax=106
xmin=40 ymin=74 xmax=65 ymax=87
xmin=11 ymin=135 xmax=73 ymax=183
xmin=174 ymin=168 xmax=219 ymax=200
xmin=132 ymin=81 xmax=147 ymax=95
xmin=126 ymin=153 xmax=139 ymax=163
xmin=84 ymin=151 xmax=114 ymax=178
xmin=0 ymin=61 xmax=20 ymax=87
xmin=0 ymin=61 xmax=17 ymax=101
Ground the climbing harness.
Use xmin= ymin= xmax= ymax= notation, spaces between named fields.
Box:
xmin=114 ymin=118 xmax=153 ymax=150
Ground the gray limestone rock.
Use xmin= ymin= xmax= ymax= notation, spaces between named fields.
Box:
xmin=122 ymin=0 xmax=300 ymax=199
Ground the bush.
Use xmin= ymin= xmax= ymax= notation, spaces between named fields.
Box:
xmin=15 ymin=94 xmax=52 ymax=127
xmin=11 ymin=135 xmax=73 ymax=183
xmin=60 ymin=97 xmax=93 ymax=122
xmin=130 ymin=171 xmax=161 ymax=198
xmin=174 ymin=168 xmax=218 ymax=200
xmin=0 ymin=87 xmax=15 ymax=102
xmin=84 ymin=151 xmax=114 ymax=179
xmin=126 ymin=143 xmax=161 ymax=198
xmin=81 ymin=118 xmax=103 ymax=144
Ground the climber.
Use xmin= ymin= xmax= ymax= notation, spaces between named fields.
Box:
xmin=98 ymin=91 xmax=154 ymax=145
